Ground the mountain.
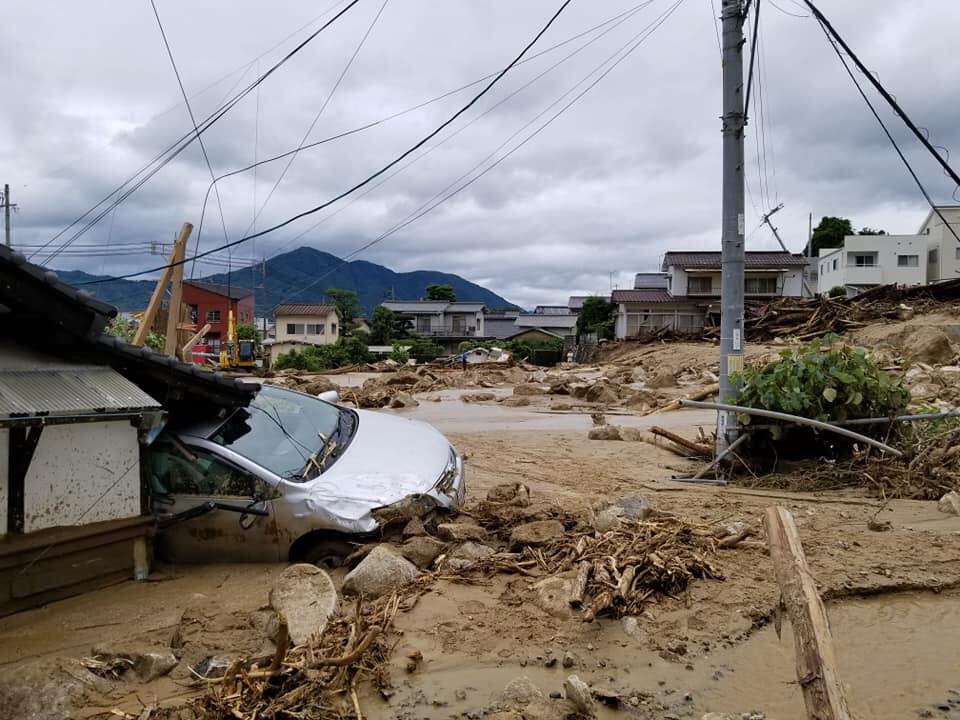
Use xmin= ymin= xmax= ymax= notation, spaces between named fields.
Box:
xmin=58 ymin=247 xmax=517 ymax=316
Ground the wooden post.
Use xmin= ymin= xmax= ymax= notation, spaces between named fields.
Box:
xmin=133 ymin=223 xmax=192 ymax=347
xmin=763 ymin=506 xmax=851 ymax=720
xmin=163 ymin=223 xmax=192 ymax=356
xmin=181 ymin=322 xmax=211 ymax=362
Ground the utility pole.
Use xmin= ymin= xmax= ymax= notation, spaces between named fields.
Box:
xmin=762 ymin=203 xmax=813 ymax=297
xmin=2 ymin=184 xmax=18 ymax=247
xmin=717 ymin=0 xmax=747 ymax=455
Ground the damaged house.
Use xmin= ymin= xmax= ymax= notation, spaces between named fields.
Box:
xmin=0 ymin=246 xmax=256 ymax=615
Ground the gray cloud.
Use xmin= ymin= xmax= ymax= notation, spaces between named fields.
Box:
xmin=3 ymin=0 xmax=960 ymax=309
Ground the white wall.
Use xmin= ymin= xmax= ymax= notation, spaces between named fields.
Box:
xmin=0 ymin=429 xmax=7 ymax=537
xmin=782 ymin=270 xmax=804 ymax=297
xmin=817 ymin=236 xmax=927 ymax=293
xmin=23 ymin=421 xmax=141 ymax=533
xmin=817 ymin=249 xmax=843 ymax=293
xmin=275 ymin=312 xmax=339 ymax=345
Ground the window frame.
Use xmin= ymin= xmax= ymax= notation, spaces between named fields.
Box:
xmin=897 ymin=254 xmax=919 ymax=267
xmin=206 ymin=309 xmax=221 ymax=323
xmin=687 ymin=276 xmax=713 ymax=294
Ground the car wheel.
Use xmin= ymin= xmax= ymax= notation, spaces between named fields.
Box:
xmin=301 ymin=537 xmax=356 ymax=569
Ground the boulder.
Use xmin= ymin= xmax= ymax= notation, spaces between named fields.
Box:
xmin=938 ymin=491 xmax=960 ymax=516
xmin=385 ymin=372 xmax=419 ymax=386
xmin=402 ymin=516 xmax=427 ymax=538
xmin=0 ymin=658 xmax=109 ymax=720
xmin=499 ymin=676 xmax=544 ymax=704
xmin=563 ymin=675 xmax=594 ymax=716
xmin=269 ymin=564 xmax=339 ymax=646
xmin=89 ymin=644 xmax=178 ymax=682
xmin=389 ymin=392 xmax=419 ymax=409
xmin=646 ymin=370 xmax=677 ymax=389
xmin=343 ymin=546 xmax=419 ymax=598
xmin=510 ymin=520 xmax=564 ymax=549
xmin=437 ymin=522 xmax=488 ymax=542
xmin=588 ymin=425 xmax=622 ymax=441
xmin=903 ymin=327 xmax=955 ymax=365
xmin=300 ymin=378 xmax=338 ymax=395
xmin=584 ymin=380 xmax=620 ymax=404
xmin=624 ymin=389 xmax=657 ymax=410
xmin=531 ymin=576 xmax=575 ymax=619
xmin=449 ymin=541 xmax=495 ymax=563
xmin=618 ymin=427 xmax=644 ymax=442
xmin=486 ymin=482 xmax=531 ymax=505
xmin=400 ymin=536 xmax=447 ymax=569
xmin=513 ymin=384 xmax=548 ymax=396
xmin=500 ymin=396 xmax=531 ymax=407
xmin=463 ymin=392 xmax=497 ymax=402
xmin=593 ymin=494 xmax=652 ymax=531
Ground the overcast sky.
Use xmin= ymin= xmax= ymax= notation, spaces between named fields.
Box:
xmin=3 ymin=0 xmax=959 ymax=308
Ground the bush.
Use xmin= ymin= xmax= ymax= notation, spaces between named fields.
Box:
xmin=735 ymin=337 xmax=909 ymax=425
xmin=827 ymin=286 xmax=847 ymax=298
xmin=407 ymin=338 xmax=444 ymax=363
xmin=274 ymin=337 xmax=370 ymax=371
xmin=389 ymin=342 xmax=411 ymax=364
xmin=104 ymin=317 xmax=164 ymax=352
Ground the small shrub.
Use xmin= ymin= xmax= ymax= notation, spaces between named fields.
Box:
xmin=827 ymin=286 xmax=846 ymax=298
xmin=407 ymin=338 xmax=444 ymax=363
xmin=274 ymin=337 xmax=370 ymax=371
xmin=389 ymin=343 xmax=410 ymax=364
xmin=735 ymin=336 xmax=910 ymax=425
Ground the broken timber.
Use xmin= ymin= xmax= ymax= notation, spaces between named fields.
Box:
xmin=763 ymin=506 xmax=851 ymax=720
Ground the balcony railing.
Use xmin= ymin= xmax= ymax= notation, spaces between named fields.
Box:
xmin=413 ymin=326 xmax=480 ymax=337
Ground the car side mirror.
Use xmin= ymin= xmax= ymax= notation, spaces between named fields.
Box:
xmin=318 ymin=390 xmax=339 ymax=404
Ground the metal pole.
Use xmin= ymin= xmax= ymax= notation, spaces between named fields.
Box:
xmin=717 ymin=0 xmax=747 ymax=454
xmin=3 ymin=184 xmax=10 ymax=247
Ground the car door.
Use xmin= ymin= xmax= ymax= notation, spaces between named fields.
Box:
xmin=149 ymin=439 xmax=282 ymax=562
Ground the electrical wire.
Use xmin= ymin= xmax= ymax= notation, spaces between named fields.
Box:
xmin=757 ymin=26 xmax=779 ymax=205
xmin=188 ymin=1 xmax=658 ymax=266
xmin=273 ymin=0 xmax=687 ymax=306
xmin=81 ymin=0 xmax=575 ymax=285
xmin=32 ymin=0 xmax=363 ymax=263
xmin=708 ymin=0 xmax=722 ymax=60
xmin=768 ymin=0 xmax=809 ymax=18
xmin=817 ymin=18 xmax=960 ymax=248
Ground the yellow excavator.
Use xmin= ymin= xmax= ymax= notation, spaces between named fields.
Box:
xmin=218 ymin=309 xmax=257 ymax=370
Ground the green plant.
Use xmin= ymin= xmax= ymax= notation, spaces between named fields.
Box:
xmin=735 ymin=337 xmax=910 ymax=425
xmin=236 ymin=323 xmax=260 ymax=342
xmin=104 ymin=317 xmax=164 ymax=352
xmin=827 ymin=286 xmax=846 ymax=298
xmin=389 ymin=342 xmax=411 ymax=364
xmin=407 ymin=337 xmax=444 ymax=363
xmin=370 ymin=306 xmax=411 ymax=344
xmin=576 ymin=296 xmax=615 ymax=339
xmin=274 ymin=337 xmax=370 ymax=371
xmin=325 ymin=288 xmax=361 ymax=331
xmin=423 ymin=283 xmax=456 ymax=302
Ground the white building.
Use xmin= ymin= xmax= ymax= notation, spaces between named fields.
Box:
xmin=380 ymin=301 xmax=486 ymax=337
xmin=816 ymin=206 xmax=960 ymax=296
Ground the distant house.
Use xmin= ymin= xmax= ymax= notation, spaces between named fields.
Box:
xmin=0 ymin=245 xmax=256 ymax=615
xmin=512 ymin=311 xmax=578 ymax=339
xmin=267 ymin=303 xmax=342 ymax=367
xmin=506 ymin=327 xmax=567 ymax=344
xmin=380 ymin=301 xmax=486 ymax=338
xmin=483 ymin=310 xmax=521 ymax=340
xmin=567 ymin=295 xmax=610 ymax=314
xmin=183 ymin=281 xmax=255 ymax=353
xmin=816 ymin=206 xmax=960 ymax=296
xmin=615 ymin=250 xmax=807 ymax=339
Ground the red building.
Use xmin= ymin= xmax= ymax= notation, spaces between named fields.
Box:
xmin=182 ymin=281 xmax=255 ymax=352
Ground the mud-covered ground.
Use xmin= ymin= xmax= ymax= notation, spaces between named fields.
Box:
xmin=4 ymin=335 xmax=960 ymax=720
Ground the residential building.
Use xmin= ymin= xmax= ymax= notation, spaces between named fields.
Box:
xmin=483 ymin=310 xmax=521 ymax=340
xmin=266 ymin=303 xmax=342 ymax=367
xmin=380 ymin=301 xmax=486 ymax=338
xmin=512 ymin=311 xmax=578 ymax=339
xmin=921 ymin=206 xmax=960 ymax=282
xmin=0 ymin=245 xmax=256 ymax=614
xmin=614 ymin=250 xmax=807 ymax=339
xmin=567 ymin=295 xmax=610 ymax=313
xmin=182 ymin=281 xmax=255 ymax=353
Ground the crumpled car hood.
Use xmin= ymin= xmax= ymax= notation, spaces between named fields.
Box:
xmin=282 ymin=409 xmax=451 ymax=525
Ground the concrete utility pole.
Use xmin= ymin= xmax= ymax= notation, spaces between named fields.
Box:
xmin=2 ymin=184 xmax=17 ymax=247
xmin=717 ymin=0 xmax=747 ymax=455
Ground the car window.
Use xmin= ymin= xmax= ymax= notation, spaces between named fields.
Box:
xmin=147 ymin=441 xmax=260 ymax=497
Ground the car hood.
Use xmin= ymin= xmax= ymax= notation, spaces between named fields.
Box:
xmin=281 ymin=409 xmax=451 ymax=524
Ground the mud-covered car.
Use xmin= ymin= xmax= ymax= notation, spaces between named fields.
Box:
xmin=146 ymin=384 xmax=464 ymax=564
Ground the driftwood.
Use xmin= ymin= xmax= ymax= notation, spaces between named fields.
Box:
xmin=569 ymin=561 xmax=591 ymax=608
xmin=582 ymin=590 xmax=614 ymax=623
xmin=764 ymin=506 xmax=851 ymax=720
xmin=616 ymin=565 xmax=636 ymax=599
xmin=650 ymin=426 xmax=712 ymax=457
xmin=646 ymin=384 xmax=720 ymax=415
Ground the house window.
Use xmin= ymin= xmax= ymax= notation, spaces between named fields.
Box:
xmin=286 ymin=323 xmax=306 ymax=335
xmin=745 ymin=277 xmax=778 ymax=294
xmin=832 ymin=259 xmax=838 ymax=270
xmin=306 ymin=323 xmax=325 ymax=335
xmin=416 ymin=316 xmax=431 ymax=333
xmin=688 ymin=276 xmax=712 ymax=294
xmin=206 ymin=310 xmax=221 ymax=322
xmin=897 ymin=255 xmax=919 ymax=267
xmin=954 ymin=246 xmax=960 ymax=260
xmin=852 ymin=254 xmax=876 ymax=267
xmin=331 ymin=323 xmax=337 ymax=335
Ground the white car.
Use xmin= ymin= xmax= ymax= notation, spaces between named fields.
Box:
xmin=147 ymin=384 xmax=465 ymax=564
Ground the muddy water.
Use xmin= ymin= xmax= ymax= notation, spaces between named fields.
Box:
xmin=364 ymin=590 xmax=960 ymax=719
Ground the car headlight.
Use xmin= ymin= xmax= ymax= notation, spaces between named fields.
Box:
xmin=435 ymin=446 xmax=461 ymax=494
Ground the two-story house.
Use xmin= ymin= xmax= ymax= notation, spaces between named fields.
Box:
xmin=267 ymin=303 xmax=341 ymax=366
xmin=614 ymin=250 xmax=807 ymax=339
xmin=182 ymin=281 xmax=255 ymax=353
xmin=381 ymin=301 xmax=485 ymax=340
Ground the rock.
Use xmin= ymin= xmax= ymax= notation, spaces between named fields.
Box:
xmin=400 ymin=536 xmax=447 ymax=569
xmin=646 ymin=370 xmax=678 ymax=389
xmin=614 ymin=494 xmax=653 ymax=520
xmin=343 ymin=545 xmax=419 ymax=598
xmin=564 ymin=675 xmax=594 ymax=715
xmin=449 ymin=541 xmax=495 ymax=563
xmin=499 ymin=676 xmax=544 ymax=704
xmin=592 ymin=507 xmax=625 ymax=532
xmin=548 ymin=381 xmax=571 ymax=395
xmin=90 ymin=643 xmax=178 ymax=682
xmin=269 ymin=564 xmax=339 ymax=646
xmin=588 ymin=425 xmax=622 ymax=441
xmin=622 ymin=616 xmax=640 ymax=638
xmin=437 ymin=522 xmax=488 ymax=542
xmin=403 ymin=516 xmax=427 ymax=538
xmin=551 ymin=402 xmax=573 ymax=411
xmin=0 ymin=658 xmax=109 ymax=720
xmin=531 ymin=577 xmax=575 ymax=619
xmin=513 ymin=384 xmax=548 ymax=396
xmin=385 ymin=372 xmax=419 ymax=386
xmin=500 ymin=396 xmax=531 ymax=407
xmin=903 ymin=327 xmax=955 ymax=365
xmin=486 ymin=482 xmax=531 ymax=505
xmin=701 ymin=715 xmax=739 ymax=720
xmin=584 ymin=380 xmax=620 ymax=404
xmin=300 ymin=378 xmax=338 ymax=395
xmin=510 ymin=520 xmax=564 ymax=549
xmin=562 ymin=651 xmax=576 ymax=668
xmin=618 ymin=427 xmax=644 ymax=442
xmin=938 ymin=491 xmax=960 ymax=516
xmin=389 ymin=392 xmax=419 ymax=409
xmin=463 ymin=392 xmax=496 ymax=402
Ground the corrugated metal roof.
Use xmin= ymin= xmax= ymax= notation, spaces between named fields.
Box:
xmin=661 ymin=251 xmax=809 ymax=271
xmin=612 ymin=289 xmax=694 ymax=304
xmin=0 ymin=366 xmax=161 ymax=418
xmin=273 ymin=303 xmax=338 ymax=317
xmin=514 ymin=314 xmax=578 ymax=329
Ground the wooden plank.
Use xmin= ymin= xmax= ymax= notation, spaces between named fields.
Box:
xmin=133 ymin=247 xmax=176 ymax=346
xmin=763 ymin=506 xmax=851 ymax=720
xmin=181 ymin=322 xmax=212 ymax=361
xmin=164 ymin=223 xmax=192 ymax=356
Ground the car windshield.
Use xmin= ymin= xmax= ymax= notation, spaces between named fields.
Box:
xmin=209 ymin=385 xmax=342 ymax=478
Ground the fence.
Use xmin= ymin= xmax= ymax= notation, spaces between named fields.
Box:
xmin=622 ymin=311 xmax=704 ymax=338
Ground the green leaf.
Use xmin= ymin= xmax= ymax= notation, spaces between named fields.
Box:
xmin=822 ymin=387 xmax=838 ymax=402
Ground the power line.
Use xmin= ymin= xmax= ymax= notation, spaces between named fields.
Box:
xmin=189 ymin=1 xmax=658 ymax=265
xmin=274 ymin=0 xmax=687 ymax=306
xmin=32 ymin=0 xmax=363 ymax=262
xmin=81 ymin=0 xmax=575 ymax=285
xmin=707 ymin=0 xmax=722 ymax=60
xmin=816 ymin=18 xmax=960 ymax=248
xmin=768 ymin=0 xmax=809 ymax=18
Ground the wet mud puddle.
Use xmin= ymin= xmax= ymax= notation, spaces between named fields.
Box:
xmin=364 ymin=590 xmax=960 ymax=719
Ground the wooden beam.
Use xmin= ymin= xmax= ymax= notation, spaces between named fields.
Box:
xmin=181 ymin=322 xmax=211 ymax=361
xmin=763 ymin=506 xmax=851 ymax=720
xmin=164 ymin=223 xmax=192 ymax=356
xmin=133 ymin=246 xmax=177 ymax=346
